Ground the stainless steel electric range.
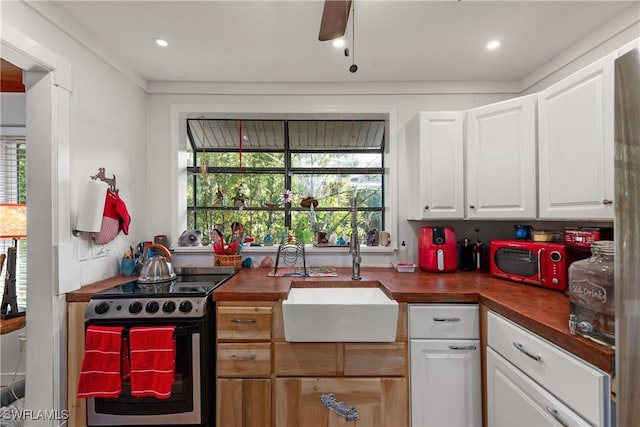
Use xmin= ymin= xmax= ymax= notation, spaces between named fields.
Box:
xmin=84 ymin=266 xmax=235 ymax=427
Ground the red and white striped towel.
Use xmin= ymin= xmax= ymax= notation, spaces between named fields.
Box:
xmin=129 ymin=326 xmax=176 ymax=399
xmin=77 ymin=326 xmax=124 ymax=399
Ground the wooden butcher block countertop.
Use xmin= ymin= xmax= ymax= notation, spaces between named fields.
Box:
xmin=213 ymin=267 xmax=615 ymax=374
xmin=66 ymin=268 xmax=614 ymax=374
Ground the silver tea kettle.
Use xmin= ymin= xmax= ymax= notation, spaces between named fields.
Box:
xmin=137 ymin=243 xmax=176 ymax=284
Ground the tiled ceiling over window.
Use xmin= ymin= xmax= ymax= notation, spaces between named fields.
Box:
xmin=187 ymin=119 xmax=385 ymax=151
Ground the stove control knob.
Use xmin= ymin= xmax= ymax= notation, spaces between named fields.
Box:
xmin=179 ymin=300 xmax=193 ymax=314
xmin=162 ymin=301 xmax=177 ymax=313
xmin=146 ymin=301 xmax=160 ymax=314
xmin=129 ymin=301 xmax=143 ymax=314
xmin=94 ymin=302 xmax=110 ymax=315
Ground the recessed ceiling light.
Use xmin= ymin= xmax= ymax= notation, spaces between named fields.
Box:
xmin=154 ymin=38 xmax=169 ymax=47
xmin=486 ymin=40 xmax=501 ymax=50
xmin=332 ymin=37 xmax=346 ymax=48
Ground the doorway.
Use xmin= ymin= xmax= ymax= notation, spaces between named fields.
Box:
xmin=1 ymin=24 xmax=72 ymax=419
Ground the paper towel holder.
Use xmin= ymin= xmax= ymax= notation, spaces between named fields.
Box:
xmin=72 ymin=168 xmax=117 ymax=237
xmin=91 ymin=167 xmax=118 ymax=194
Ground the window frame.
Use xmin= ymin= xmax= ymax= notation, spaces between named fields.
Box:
xmin=185 ymin=119 xmax=386 ymax=241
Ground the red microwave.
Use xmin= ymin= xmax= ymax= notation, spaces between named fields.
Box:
xmin=490 ymin=240 xmax=568 ymax=292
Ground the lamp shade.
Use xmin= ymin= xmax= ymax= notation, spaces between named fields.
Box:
xmin=0 ymin=203 xmax=27 ymax=239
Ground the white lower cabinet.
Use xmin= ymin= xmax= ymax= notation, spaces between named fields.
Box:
xmin=487 ymin=311 xmax=612 ymax=427
xmin=409 ymin=304 xmax=481 ymax=427
xmin=487 ymin=347 xmax=590 ymax=426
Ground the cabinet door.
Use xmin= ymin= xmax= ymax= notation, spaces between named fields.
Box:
xmin=406 ymin=112 xmax=464 ymax=219
xmin=486 ymin=348 xmax=590 ymax=427
xmin=217 ymin=379 xmax=271 ymax=427
xmin=538 ymin=54 xmax=615 ymax=219
xmin=410 ymin=339 xmax=481 ymax=427
xmin=275 ymin=377 xmax=408 ymax=427
xmin=465 ymin=95 xmax=537 ymax=219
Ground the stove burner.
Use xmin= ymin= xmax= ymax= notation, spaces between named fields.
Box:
xmin=85 ymin=266 xmax=234 ymax=320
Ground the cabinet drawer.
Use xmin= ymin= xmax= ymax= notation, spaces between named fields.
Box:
xmin=487 ymin=311 xmax=610 ymax=426
xmin=274 ymin=342 xmax=338 ymax=376
xmin=218 ymin=343 xmax=271 ymax=377
xmin=487 ymin=348 xmax=591 ymax=427
xmin=344 ymin=343 xmax=406 ymax=377
xmin=217 ymin=306 xmax=272 ymax=341
xmin=409 ymin=304 xmax=479 ymax=339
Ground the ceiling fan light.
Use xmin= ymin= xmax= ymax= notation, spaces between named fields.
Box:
xmin=333 ymin=38 xmax=346 ymax=48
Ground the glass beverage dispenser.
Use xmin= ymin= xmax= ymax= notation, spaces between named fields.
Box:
xmin=568 ymin=240 xmax=615 ymax=347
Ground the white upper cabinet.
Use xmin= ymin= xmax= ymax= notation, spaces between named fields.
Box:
xmin=465 ymin=95 xmax=537 ymax=219
xmin=406 ymin=112 xmax=464 ymax=220
xmin=538 ymin=53 xmax=615 ymax=219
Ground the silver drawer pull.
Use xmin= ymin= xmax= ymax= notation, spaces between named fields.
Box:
xmin=545 ymin=406 xmax=569 ymax=427
xmin=433 ymin=317 xmax=461 ymax=322
xmin=448 ymin=345 xmax=477 ymax=351
xmin=230 ymin=354 xmax=257 ymax=361
xmin=513 ymin=342 xmax=542 ymax=362
xmin=230 ymin=318 xmax=257 ymax=324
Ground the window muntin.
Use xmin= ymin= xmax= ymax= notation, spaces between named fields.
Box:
xmin=186 ymin=119 xmax=384 ymax=245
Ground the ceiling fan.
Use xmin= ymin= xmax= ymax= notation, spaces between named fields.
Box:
xmin=318 ymin=0 xmax=352 ymax=41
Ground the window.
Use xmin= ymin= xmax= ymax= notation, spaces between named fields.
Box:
xmin=186 ymin=119 xmax=385 ymax=245
xmin=0 ymin=135 xmax=27 ymax=310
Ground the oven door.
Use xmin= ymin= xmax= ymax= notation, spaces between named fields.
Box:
xmin=86 ymin=322 xmax=204 ymax=426
xmin=490 ymin=246 xmax=540 ymax=284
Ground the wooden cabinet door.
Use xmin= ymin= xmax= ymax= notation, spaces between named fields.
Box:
xmin=410 ymin=339 xmax=481 ymax=427
xmin=406 ymin=112 xmax=464 ymax=220
xmin=486 ymin=348 xmax=590 ymax=427
xmin=217 ymin=379 xmax=271 ymax=427
xmin=465 ymin=95 xmax=537 ymax=219
xmin=538 ymin=53 xmax=615 ymax=219
xmin=275 ymin=377 xmax=408 ymax=427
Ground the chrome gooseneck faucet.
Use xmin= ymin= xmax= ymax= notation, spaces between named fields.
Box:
xmin=350 ymin=197 xmax=361 ymax=280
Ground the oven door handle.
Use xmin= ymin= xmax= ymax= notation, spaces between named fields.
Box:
xmin=174 ymin=324 xmax=201 ymax=336
xmin=537 ymin=248 xmax=545 ymax=282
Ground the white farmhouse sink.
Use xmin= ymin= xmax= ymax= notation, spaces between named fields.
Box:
xmin=282 ymin=286 xmax=399 ymax=342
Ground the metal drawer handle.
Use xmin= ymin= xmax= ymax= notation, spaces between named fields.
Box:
xmin=320 ymin=393 xmax=359 ymax=422
xmin=433 ymin=317 xmax=461 ymax=322
xmin=545 ymin=406 xmax=569 ymax=427
xmin=602 ymin=199 xmax=613 ymax=205
xmin=513 ymin=342 xmax=542 ymax=362
xmin=449 ymin=345 xmax=477 ymax=351
xmin=230 ymin=318 xmax=257 ymax=324
xmin=230 ymin=354 xmax=257 ymax=361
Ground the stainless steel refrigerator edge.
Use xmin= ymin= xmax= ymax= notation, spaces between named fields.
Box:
xmin=614 ymin=46 xmax=640 ymax=426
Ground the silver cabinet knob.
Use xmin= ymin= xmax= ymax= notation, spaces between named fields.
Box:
xmin=602 ymin=199 xmax=613 ymax=205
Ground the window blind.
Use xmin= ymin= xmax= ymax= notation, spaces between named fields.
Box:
xmin=0 ymin=135 xmax=27 ymax=310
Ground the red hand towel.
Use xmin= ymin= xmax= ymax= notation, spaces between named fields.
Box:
xmin=77 ymin=326 xmax=124 ymax=399
xmin=129 ymin=326 xmax=176 ymax=399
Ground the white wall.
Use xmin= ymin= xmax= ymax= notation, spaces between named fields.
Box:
xmin=1 ymin=1 xmax=148 ymax=422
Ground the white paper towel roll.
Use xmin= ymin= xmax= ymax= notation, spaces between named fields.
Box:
xmin=75 ymin=179 xmax=108 ymax=233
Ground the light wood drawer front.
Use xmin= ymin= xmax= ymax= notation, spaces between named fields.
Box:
xmin=409 ymin=304 xmax=479 ymax=339
xmin=487 ymin=311 xmax=609 ymax=426
xmin=274 ymin=342 xmax=338 ymax=376
xmin=218 ymin=343 xmax=271 ymax=377
xmin=344 ymin=343 xmax=406 ymax=376
xmin=218 ymin=306 xmax=272 ymax=341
